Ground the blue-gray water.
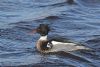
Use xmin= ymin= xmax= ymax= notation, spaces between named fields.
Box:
xmin=0 ymin=0 xmax=100 ymax=67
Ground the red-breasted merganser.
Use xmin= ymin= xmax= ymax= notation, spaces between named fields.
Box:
xmin=32 ymin=24 xmax=90 ymax=53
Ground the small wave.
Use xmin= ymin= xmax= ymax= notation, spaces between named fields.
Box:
xmin=76 ymin=0 xmax=100 ymax=8
xmin=54 ymin=51 xmax=92 ymax=63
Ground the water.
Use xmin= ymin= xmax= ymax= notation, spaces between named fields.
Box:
xmin=0 ymin=0 xmax=100 ymax=67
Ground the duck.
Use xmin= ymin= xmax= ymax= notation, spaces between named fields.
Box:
xmin=31 ymin=24 xmax=90 ymax=53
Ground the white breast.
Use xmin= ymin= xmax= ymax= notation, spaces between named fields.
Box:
xmin=39 ymin=35 xmax=47 ymax=40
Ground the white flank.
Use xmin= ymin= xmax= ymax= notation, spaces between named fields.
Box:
xmin=39 ymin=35 xmax=47 ymax=40
xmin=50 ymin=41 xmax=90 ymax=51
xmin=51 ymin=41 xmax=77 ymax=46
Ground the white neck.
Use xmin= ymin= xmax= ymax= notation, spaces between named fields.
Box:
xmin=39 ymin=35 xmax=47 ymax=40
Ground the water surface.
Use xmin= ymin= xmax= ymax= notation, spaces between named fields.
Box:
xmin=0 ymin=0 xmax=100 ymax=67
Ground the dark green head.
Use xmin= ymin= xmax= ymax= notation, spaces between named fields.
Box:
xmin=36 ymin=24 xmax=50 ymax=36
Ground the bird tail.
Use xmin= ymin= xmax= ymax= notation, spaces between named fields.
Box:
xmin=76 ymin=46 xmax=90 ymax=50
